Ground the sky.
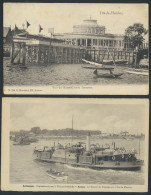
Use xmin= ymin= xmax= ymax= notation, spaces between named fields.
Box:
xmin=4 ymin=3 xmax=148 ymax=40
xmin=10 ymin=102 xmax=146 ymax=134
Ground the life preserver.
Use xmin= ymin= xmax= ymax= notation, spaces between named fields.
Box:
xmin=112 ymin=156 xmax=116 ymax=160
xmin=128 ymin=154 xmax=131 ymax=158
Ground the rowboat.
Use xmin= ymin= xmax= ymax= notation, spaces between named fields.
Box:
xmin=46 ymin=169 xmax=68 ymax=180
xmin=115 ymin=59 xmax=128 ymax=65
xmin=102 ymin=60 xmax=114 ymax=65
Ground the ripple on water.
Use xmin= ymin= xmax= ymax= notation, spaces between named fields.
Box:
xmin=10 ymin=138 xmax=145 ymax=185
xmin=4 ymin=59 xmax=148 ymax=86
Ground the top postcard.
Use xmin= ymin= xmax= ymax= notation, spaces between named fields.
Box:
xmin=3 ymin=3 xmax=149 ymax=95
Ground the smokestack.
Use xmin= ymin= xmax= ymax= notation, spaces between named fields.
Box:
xmin=86 ymin=132 xmax=90 ymax=151
xmin=114 ymin=142 xmax=115 ymax=150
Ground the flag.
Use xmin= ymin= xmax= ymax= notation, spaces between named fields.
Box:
xmin=15 ymin=24 xmax=19 ymax=31
xmin=26 ymin=21 xmax=31 ymax=29
xmin=39 ymin=25 xmax=43 ymax=33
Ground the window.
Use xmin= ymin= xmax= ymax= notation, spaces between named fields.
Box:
xmin=93 ymin=39 xmax=97 ymax=46
xmin=106 ymin=40 xmax=109 ymax=46
xmin=92 ymin=28 xmax=95 ymax=34
xmin=109 ymin=40 xmax=113 ymax=47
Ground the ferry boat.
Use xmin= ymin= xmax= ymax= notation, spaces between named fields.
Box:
xmin=33 ymin=133 xmax=143 ymax=171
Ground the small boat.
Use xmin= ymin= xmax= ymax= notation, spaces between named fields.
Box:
xmin=125 ymin=69 xmax=149 ymax=76
xmin=82 ymin=59 xmax=123 ymax=78
xmin=94 ymin=73 xmax=123 ymax=79
xmin=123 ymin=137 xmax=135 ymax=141
xmin=102 ymin=60 xmax=114 ymax=65
xmin=46 ymin=169 xmax=68 ymax=180
xmin=82 ymin=59 xmax=103 ymax=67
xmin=83 ymin=66 xmax=123 ymax=78
xmin=13 ymin=142 xmax=30 ymax=145
xmin=125 ymin=55 xmax=149 ymax=76
xmin=115 ymin=60 xmax=128 ymax=65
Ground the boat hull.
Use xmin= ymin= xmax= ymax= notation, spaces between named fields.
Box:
xmin=46 ymin=172 xmax=67 ymax=180
xmin=34 ymin=157 xmax=143 ymax=171
xmin=125 ymin=70 xmax=149 ymax=76
xmin=13 ymin=142 xmax=30 ymax=145
xmin=95 ymin=73 xmax=123 ymax=79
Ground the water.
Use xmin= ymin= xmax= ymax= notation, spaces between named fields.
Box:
xmin=10 ymin=138 xmax=145 ymax=185
xmin=4 ymin=58 xmax=148 ymax=86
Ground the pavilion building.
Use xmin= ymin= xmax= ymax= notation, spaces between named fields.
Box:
xmin=54 ymin=18 xmax=126 ymax=50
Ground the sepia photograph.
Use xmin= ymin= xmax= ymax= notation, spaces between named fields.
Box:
xmin=3 ymin=3 xmax=149 ymax=95
xmin=1 ymin=98 xmax=149 ymax=192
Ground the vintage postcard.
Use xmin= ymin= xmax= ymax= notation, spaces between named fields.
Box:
xmin=3 ymin=3 xmax=149 ymax=95
xmin=1 ymin=98 xmax=149 ymax=192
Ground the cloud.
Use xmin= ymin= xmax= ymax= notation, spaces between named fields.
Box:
xmin=10 ymin=103 xmax=145 ymax=134
xmin=102 ymin=115 xmax=119 ymax=124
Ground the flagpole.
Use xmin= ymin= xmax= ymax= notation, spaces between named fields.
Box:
xmin=26 ymin=20 xmax=31 ymax=39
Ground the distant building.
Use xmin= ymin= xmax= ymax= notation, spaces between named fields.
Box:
xmin=54 ymin=18 xmax=125 ymax=50
xmin=120 ymin=131 xmax=129 ymax=136
xmin=3 ymin=27 xmax=12 ymax=44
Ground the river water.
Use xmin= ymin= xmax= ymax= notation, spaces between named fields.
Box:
xmin=4 ymin=58 xmax=148 ymax=86
xmin=10 ymin=138 xmax=145 ymax=185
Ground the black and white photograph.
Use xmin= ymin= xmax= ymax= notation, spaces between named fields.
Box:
xmin=3 ymin=3 xmax=149 ymax=95
xmin=1 ymin=98 xmax=149 ymax=192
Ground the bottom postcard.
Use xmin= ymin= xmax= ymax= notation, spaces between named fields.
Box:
xmin=1 ymin=98 xmax=149 ymax=192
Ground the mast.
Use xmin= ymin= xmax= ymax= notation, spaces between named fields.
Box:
xmin=71 ymin=115 xmax=73 ymax=142
xmin=139 ymin=138 xmax=140 ymax=159
xmin=72 ymin=115 xmax=73 ymax=131
xmin=107 ymin=47 xmax=116 ymax=67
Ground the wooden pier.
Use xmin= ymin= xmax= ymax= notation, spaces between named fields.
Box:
xmin=86 ymin=49 xmax=135 ymax=65
xmin=10 ymin=34 xmax=136 ymax=65
xmin=10 ymin=34 xmax=85 ymax=65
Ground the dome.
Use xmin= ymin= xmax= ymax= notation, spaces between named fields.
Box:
xmin=82 ymin=19 xmax=98 ymax=27
xmin=72 ymin=18 xmax=105 ymax=35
